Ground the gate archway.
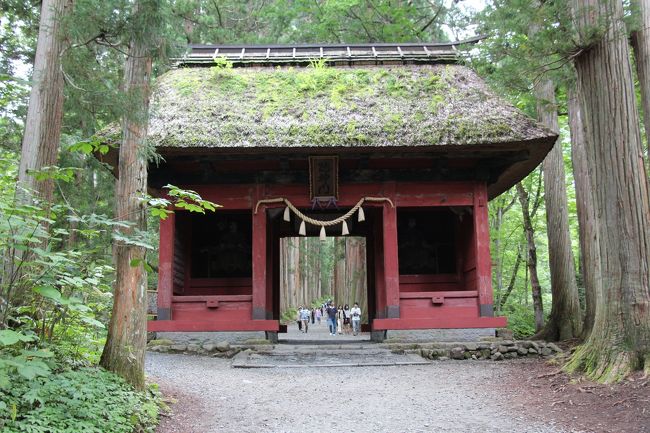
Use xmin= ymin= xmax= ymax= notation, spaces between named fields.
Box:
xmin=141 ymin=41 xmax=557 ymax=339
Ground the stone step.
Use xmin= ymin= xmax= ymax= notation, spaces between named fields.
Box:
xmin=232 ymin=347 xmax=428 ymax=368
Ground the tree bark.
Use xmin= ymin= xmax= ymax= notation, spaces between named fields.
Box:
xmin=566 ymin=0 xmax=650 ymax=381
xmin=631 ymin=0 xmax=650 ymax=158
xmin=490 ymin=194 xmax=516 ymax=312
xmin=534 ymin=79 xmax=582 ymax=341
xmin=17 ymin=0 xmax=70 ymax=203
xmin=99 ymin=23 xmax=153 ymax=390
xmin=498 ymin=245 xmax=522 ymax=311
xmin=567 ymin=84 xmax=600 ymax=339
xmin=1 ymin=0 xmax=71 ymax=320
xmin=515 ymin=182 xmax=545 ymax=332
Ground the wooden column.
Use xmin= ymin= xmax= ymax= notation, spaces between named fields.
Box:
xmin=157 ymin=212 xmax=174 ymax=320
xmin=251 ymin=186 xmax=267 ymax=320
xmin=373 ymin=213 xmax=386 ymax=318
xmin=265 ymin=208 xmax=275 ymax=320
xmin=474 ymin=182 xmax=494 ymax=316
xmin=382 ymin=183 xmax=400 ymax=319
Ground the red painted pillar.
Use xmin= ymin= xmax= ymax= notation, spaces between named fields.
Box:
xmin=382 ymin=183 xmax=400 ymax=319
xmin=251 ymin=186 xmax=267 ymax=320
xmin=157 ymin=212 xmax=174 ymax=320
xmin=474 ymin=182 xmax=494 ymax=316
xmin=373 ymin=213 xmax=386 ymax=318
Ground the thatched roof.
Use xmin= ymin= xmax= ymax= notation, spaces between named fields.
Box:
xmin=100 ymin=63 xmax=553 ymax=151
xmin=97 ymin=50 xmax=558 ymax=198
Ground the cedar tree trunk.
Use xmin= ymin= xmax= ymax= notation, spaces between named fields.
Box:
xmin=567 ymin=84 xmax=600 ymax=339
xmin=17 ymin=0 xmax=70 ymax=203
xmin=515 ymin=182 xmax=545 ymax=332
xmin=631 ymin=0 xmax=650 ymax=158
xmin=2 ymin=0 xmax=71 ymax=318
xmin=99 ymin=35 xmax=152 ymax=390
xmin=534 ymin=79 xmax=582 ymax=341
xmin=567 ymin=0 xmax=650 ymax=381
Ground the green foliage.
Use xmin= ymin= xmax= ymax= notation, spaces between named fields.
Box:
xmin=502 ymin=304 xmax=538 ymax=339
xmin=0 ymin=330 xmax=53 ymax=388
xmin=0 ymin=367 xmax=161 ymax=433
xmin=68 ymin=138 xmax=112 ymax=156
xmin=0 ymin=152 xmax=117 ymax=363
xmin=172 ymin=0 xmax=453 ymax=45
xmin=280 ymin=307 xmax=298 ymax=325
xmin=146 ymin=184 xmax=221 ymax=220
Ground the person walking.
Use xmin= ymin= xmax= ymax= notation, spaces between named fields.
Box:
xmin=315 ymin=307 xmax=322 ymax=325
xmin=326 ymin=302 xmax=337 ymax=335
xmin=336 ymin=305 xmax=343 ymax=335
xmin=311 ymin=308 xmax=315 ymax=324
xmin=300 ymin=306 xmax=310 ymax=333
xmin=296 ymin=306 xmax=302 ymax=332
xmin=351 ymin=302 xmax=362 ymax=336
xmin=343 ymin=304 xmax=351 ymax=335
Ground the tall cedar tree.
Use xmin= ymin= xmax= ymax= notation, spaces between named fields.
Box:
xmin=472 ymin=0 xmax=580 ymax=336
xmin=99 ymin=0 xmax=159 ymax=389
xmin=534 ymin=79 xmax=582 ymax=340
xmin=566 ymin=0 xmax=650 ymax=381
xmin=6 ymin=0 xmax=71 ymax=305
xmin=631 ymin=0 xmax=650 ymax=151
xmin=567 ymin=84 xmax=600 ymax=338
xmin=17 ymin=0 xmax=71 ymax=203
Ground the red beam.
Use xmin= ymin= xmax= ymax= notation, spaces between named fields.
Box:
xmin=179 ymin=182 xmax=476 ymax=210
xmin=372 ymin=316 xmax=507 ymax=330
xmin=148 ymin=319 xmax=279 ymax=332
xmin=399 ymin=290 xmax=478 ymax=299
xmin=399 ymin=274 xmax=460 ymax=284
xmin=172 ymin=295 xmax=253 ymax=303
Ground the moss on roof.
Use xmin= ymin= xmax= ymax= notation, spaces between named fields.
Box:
xmin=98 ymin=63 xmax=554 ymax=149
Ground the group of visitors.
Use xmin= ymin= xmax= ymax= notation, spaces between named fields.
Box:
xmin=297 ymin=301 xmax=362 ymax=336
xmin=296 ymin=306 xmax=324 ymax=332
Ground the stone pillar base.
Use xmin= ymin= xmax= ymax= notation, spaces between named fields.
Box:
xmin=265 ymin=331 xmax=278 ymax=344
xmin=370 ymin=330 xmax=386 ymax=343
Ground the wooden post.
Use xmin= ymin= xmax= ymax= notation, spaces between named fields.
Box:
xmin=157 ymin=208 xmax=175 ymax=320
xmin=373 ymin=215 xmax=386 ymax=318
xmin=252 ymin=186 xmax=267 ymax=320
xmin=382 ymin=183 xmax=400 ymax=319
xmin=474 ymin=182 xmax=494 ymax=316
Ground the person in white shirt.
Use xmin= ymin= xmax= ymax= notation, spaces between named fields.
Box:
xmin=350 ymin=302 xmax=362 ymax=336
xmin=300 ymin=307 xmax=311 ymax=333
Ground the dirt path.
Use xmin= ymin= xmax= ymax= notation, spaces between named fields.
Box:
xmin=497 ymin=360 xmax=649 ymax=433
xmin=146 ymin=352 xmax=581 ymax=433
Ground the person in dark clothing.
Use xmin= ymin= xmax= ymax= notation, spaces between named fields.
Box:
xmin=326 ymin=302 xmax=337 ymax=335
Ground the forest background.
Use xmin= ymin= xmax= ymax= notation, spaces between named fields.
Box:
xmin=0 ymin=0 xmax=649 ymax=432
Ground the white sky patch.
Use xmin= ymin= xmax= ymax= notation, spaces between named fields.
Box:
xmin=442 ymin=0 xmax=487 ymax=40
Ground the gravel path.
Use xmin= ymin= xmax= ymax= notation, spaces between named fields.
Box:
xmin=146 ymin=352 xmax=578 ymax=433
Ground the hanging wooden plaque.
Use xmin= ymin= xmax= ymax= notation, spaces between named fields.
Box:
xmin=309 ymin=156 xmax=339 ymax=200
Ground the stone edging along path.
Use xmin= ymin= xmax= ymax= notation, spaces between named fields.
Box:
xmin=146 ymin=338 xmax=564 ymax=361
xmin=388 ymin=340 xmax=564 ymax=361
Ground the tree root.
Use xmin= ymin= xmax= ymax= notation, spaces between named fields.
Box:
xmin=564 ymin=344 xmax=637 ymax=383
xmin=536 ymin=369 xmax=563 ymax=379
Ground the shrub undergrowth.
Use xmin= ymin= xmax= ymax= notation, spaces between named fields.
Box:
xmin=0 ymin=368 xmax=161 ymax=433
